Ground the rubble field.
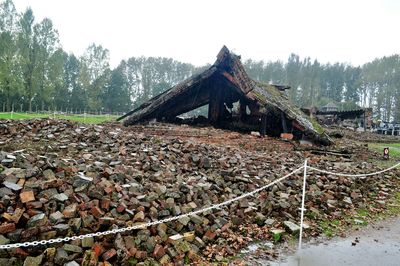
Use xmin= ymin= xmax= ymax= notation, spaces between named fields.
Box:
xmin=0 ymin=119 xmax=399 ymax=265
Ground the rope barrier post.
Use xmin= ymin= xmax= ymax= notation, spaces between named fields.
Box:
xmin=298 ymin=159 xmax=308 ymax=251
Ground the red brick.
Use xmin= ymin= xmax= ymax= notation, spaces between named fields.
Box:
xmin=12 ymin=247 xmax=29 ymax=258
xmin=91 ymin=206 xmax=104 ymax=218
xmin=221 ymin=222 xmax=231 ymax=232
xmin=0 ymin=223 xmax=16 ymax=234
xmin=104 ymin=186 xmax=113 ymax=194
xmin=26 ymin=209 xmax=42 ymax=217
xmin=92 ymin=243 xmax=104 ymax=257
xmin=20 ymin=190 xmax=35 ymax=203
xmin=26 ymin=201 xmax=43 ymax=209
xmin=203 ymin=230 xmax=217 ymax=241
xmin=100 ymin=199 xmax=111 ymax=211
xmin=116 ymin=203 xmax=126 ymax=213
xmin=153 ymin=244 xmax=165 ymax=259
xmin=102 ymin=248 xmax=117 ymax=261
xmin=280 ymin=133 xmax=294 ymax=140
xmin=62 ymin=204 xmax=77 ymax=218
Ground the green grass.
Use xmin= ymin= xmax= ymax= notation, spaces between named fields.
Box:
xmin=0 ymin=112 xmax=118 ymax=124
xmin=368 ymin=142 xmax=400 ymax=158
xmin=319 ymin=189 xmax=400 ymax=238
xmin=311 ymin=117 xmax=325 ymax=134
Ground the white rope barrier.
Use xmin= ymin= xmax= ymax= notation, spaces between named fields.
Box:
xmin=298 ymin=159 xmax=308 ymax=251
xmin=307 ymin=161 xmax=400 ymax=177
xmin=296 ymin=160 xmax=400 ymax=252
xmin=0 ymin=165 xmax=304 ymax=250
xmin=2 ymin=160 xmax=398 ymax=251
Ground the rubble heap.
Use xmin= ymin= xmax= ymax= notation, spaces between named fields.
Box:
xmin=0 ymin=119 xmax=398 ymax=265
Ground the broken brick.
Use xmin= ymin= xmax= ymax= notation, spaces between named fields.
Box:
xmin=0 ymin=223 xmax=16 ymax=234
xmin=102 ymin=249 xmax=117 ymax=261
xmin=20 ymin=190 xmax=35 ymax=203
xmin=91 ymin=206 xmax=104 ymax=218
xmin=92 ymin=243 xmax=104 ymax=257
xmin=153 ymin=244 xmax=165 ymax=259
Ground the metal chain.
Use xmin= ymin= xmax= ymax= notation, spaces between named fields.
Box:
xmin=0 ymin=165 xmax=304 ymax=250
xmin=307 ymin=161 xmax=400 ymax=177
xmin=2 ymin=160 xmax=399 ymax=250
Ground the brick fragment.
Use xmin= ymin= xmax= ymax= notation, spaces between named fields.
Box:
xmin=153 ymin=244 xmax=165 ymax=259
xmin=102 ymin=249 xmax=117 ymax=261
xmin=91 ymin=206 xmax=104 ymax=218
xmin=20 ymin=190 xmax=35 ymax=203
xmin=0 ymin=223 xmax=16 ymax=234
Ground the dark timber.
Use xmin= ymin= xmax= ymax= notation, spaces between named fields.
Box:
xmin=119 ymin=46 xmax=332 ymax=145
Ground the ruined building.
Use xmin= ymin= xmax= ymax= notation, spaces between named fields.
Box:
xmin=119 ymin=46 xmax=332 ymax=145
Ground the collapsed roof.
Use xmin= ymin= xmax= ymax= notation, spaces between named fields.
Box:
xmin=119 ymin=46 xmax=332 ymax=145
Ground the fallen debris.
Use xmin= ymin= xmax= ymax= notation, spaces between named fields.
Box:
xmin=119 ymin=46 xmax=332 ymax=146
xmin=0 ymin=118 xmax=399 ymax=265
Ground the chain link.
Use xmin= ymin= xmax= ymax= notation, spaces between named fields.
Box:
xmin=0 ymin=165 xmax=305 ymax=250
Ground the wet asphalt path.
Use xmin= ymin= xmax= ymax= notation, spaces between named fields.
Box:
xmin=269 ymin=216 xmax=400 ymax=266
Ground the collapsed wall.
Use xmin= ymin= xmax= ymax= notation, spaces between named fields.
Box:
xmin=119 ymin=46 xmax=332 ymax=145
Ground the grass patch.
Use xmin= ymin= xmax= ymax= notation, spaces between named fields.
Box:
xmin=320 ymin=219 xmax=341 ymax=237
xmin=357 ymin=209 xmax=369 ymax=217
xmin=319 ymin=188 xmax=400 ymax=238
xmin=0 ymin=112 xmax=118 ymax=124
xmin=272 ymin=232 xmax=282 ymax=243
xmin=310 ymin=117 xmax=325 ymax=134
xmin=387 ymin=192 xmax=400 ymax=216
xmin=368 ymin=142 xmax=400 ymax=159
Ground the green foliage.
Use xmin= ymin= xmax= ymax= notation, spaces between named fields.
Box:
xmin=0 ymin=112 xmax=117 ymax=124
xmin=244 ymin=55 xmax=400 ymax=122
xmin=0 ymin=0 xmax=399 ymax=120
xmin=102 ymin=61 xmax=131 ymax=112
xmin=311 ymin=117 xmax=324 ymax=134
xmin=271 ymin=231 xmax=282 ymax=243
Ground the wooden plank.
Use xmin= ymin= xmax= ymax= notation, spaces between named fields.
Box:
xmin=123 ymin=66 xmax=218 ymax=125
xmin=260 ymin=114 xmax=267 ymax=137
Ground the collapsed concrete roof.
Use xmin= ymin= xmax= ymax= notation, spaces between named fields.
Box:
xmin=119 ymin=46 xmax=332 ymax=145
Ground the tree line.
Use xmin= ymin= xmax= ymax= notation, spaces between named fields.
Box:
xmin=244 ymin=54 xmax=400 ymax=122
xmin=1 ymin=0 xmax=399 ymax=121
xmin=0 ymin=0 xmax=200 ymax=114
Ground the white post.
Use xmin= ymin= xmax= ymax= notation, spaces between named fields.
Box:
xmin=298 ymin=159 xmax=308 ymax=251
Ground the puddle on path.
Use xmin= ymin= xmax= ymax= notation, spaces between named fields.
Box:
xmin=269 ymin=217 xmax=400 ymax=266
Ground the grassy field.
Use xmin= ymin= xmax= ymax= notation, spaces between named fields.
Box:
xmin=0 ymin=112 xmax=118 ymax=124
xmin=368 ymin=142 xmax=400 ymax=159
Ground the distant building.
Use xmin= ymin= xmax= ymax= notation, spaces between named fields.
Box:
xmin=320 ymin=102 xmax=339 ymax=112
xmin=302 ymin=103 xmax=373 ymax=130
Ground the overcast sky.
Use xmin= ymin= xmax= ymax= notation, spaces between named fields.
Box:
xmin=12 ymin=0 xmax=400 ymax=67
